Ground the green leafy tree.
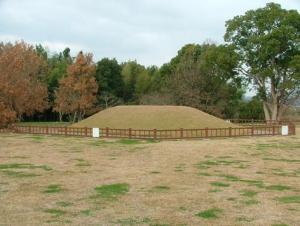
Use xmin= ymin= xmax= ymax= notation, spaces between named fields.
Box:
xmin=96 ymin=58 xmax=124 ymax=97
xmin=225 ymin=3 xmax=300 ymax=120
xmin=40 ymin=48 xmax=73 ymax=122
xmin=47 ymin=47 xmax=73 ymax=96
xmin=238 ymin=97 xmax=265 ymax=119
xmin=35 ymin=44 xmax=48 ymax=60
xmin=95 ymin=58 xmax=124 ymax=108
xmin=121 ymin=61 xmax=147 ymax=102
xmin=145 ymin=65 xmax=161 ymax=91
xmin=166 ymin=43 xmax=243 ymax=118
xmin=135 ymin=70 xmax=151 ymax=98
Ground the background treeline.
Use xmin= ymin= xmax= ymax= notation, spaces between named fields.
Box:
xmin=1 ymin=3 xmax=299 ymax=126
xmin=0 ymin=41 xmax=265 ymax=125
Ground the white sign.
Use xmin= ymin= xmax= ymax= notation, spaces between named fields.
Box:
xmin=92 ymin=128 xmax=100 ymax=138
xmin=281 ymin=126 xmax=288 ymax=136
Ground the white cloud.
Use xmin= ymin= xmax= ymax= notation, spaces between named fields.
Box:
xmin=0 ymin=34 xmax=89 ymax=56
xmin=0 ymin=0 xmax=299 ymax=66
xmin=40 ymin=41 xmax=89 ymax=56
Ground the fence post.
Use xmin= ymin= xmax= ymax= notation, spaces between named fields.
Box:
xmin=289 ymin=123 xmax=296 ymax=135
xmin=293 ymin=123 xmax=296 ymax=135
xmin=272 ymin=125 xmax=275 ymax=135
xmin=84 ymin=127 xmax=87 ymax=137
xmin=229 ymin=127 xmax=232 ymax=137
xmin=180 ymin=128 xmax=183 ymax=139
xmin=29 ymin=126 xmax=32 ymax=134
xmin=10 ymin=124 xmax=14 ymax=133
xmin=64 ymin=127 xmax=67 ymax=136
xmin=106 ymin=127 xmax=109 ymax=138
xmin=129 ymin=128 xmax=132 ymax=139
xmin=205 ymin=127 xmax=208 ymax=138
xmin=251 ymin=126 xmax=254 ymax=136
xmin=153 ymin=129 xmax=157 ymax=140
xmin=46 ymin=126 xmax=49 ymax=135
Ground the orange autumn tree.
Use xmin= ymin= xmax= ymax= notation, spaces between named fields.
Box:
xmin=54 ymin=51 xmax=98 ymax=122
xmin=0 ymin=102 xmax=16 ymax=128
xmin=0 ymin=42 xmax=48 ymax=127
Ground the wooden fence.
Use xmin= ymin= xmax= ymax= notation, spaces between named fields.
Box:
xmin=0 ymin=123 xmax=296 ymax=140
xmin=227 ymin=119 xmax=292 ymax=125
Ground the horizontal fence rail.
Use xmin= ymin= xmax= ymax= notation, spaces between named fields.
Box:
xmin=0 ymin=122 xmax=296 ymax=140
xmin=227 ymin=119 xmax=300 ymax=126
xmin=0 ymin=128 xmax=11 ymax=134
xmin=7 ymin=126 xmax=92 ymax=137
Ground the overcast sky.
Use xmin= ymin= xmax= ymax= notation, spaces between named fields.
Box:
xmin=0 ymin=0 xmax=299 ymax=66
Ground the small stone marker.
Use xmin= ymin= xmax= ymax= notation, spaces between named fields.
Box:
xmin=92 ymin=128 xmax=100 ymax=138
xmin=281 ymin=125 xmax=288 ymax=136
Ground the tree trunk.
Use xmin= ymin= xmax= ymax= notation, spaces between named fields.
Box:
xmin=81 ymin=110 xmax=85 ymax=120
xmin=263 ymin=102 xmax=271 ymax=121
xmin=77 ymin=111 xmax=85 ymax=122
xmin=104 ymin=95 xmax=109 ymax=109
xmin=262 ymin=79 xmax=281 ymax=122
xmin=263 ymin=101 xmax=283 ymax=122
xmin=17 ymin=113 xmax=22 ymax=122
xmin=271 ymin=102 xmax=278 ymax=121
xmin=72 ymin=112 xmax=77 ymax=123
xmin=58 ymin=112 xmax=63 ymax=122
xmin=277 ymin=105 xmax=286 ymax=121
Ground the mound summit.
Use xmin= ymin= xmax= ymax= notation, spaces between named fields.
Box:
xmin=73 ymin=105 xmax=235 ymax=129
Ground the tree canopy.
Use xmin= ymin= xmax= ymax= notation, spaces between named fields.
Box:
xmin=54 ymin=52 xmax=98 ymax=122
xmin=164 ymin=43 xmax=243 ymax=118
xmin=225 ymin=2 xmax=300 ymax=120
xmin=95 ymin=58 xmax=124 ymax=108
xmin=0 ymin=42 xmax=48 ymax=125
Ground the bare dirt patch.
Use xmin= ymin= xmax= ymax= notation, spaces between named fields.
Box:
xmin=0 ymin=131 xmax=299 ymax=225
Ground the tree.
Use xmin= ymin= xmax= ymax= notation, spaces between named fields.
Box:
xmin=35 ymin=44 xmax=48 ymax=60
xmin=166 ymin=43 xmax=242 ymax=118
xmin=96 ymin=58 xmax=124 ymax=97
xmin=47 ymin=48 xmax=73 ymax=99
xmin=145 ymin=66 xmax=161 ymax=91
xmin=95 ymin=58 xmax=124 ymax=108
xmin=225 ymin=3 xmax=300 ymax=120
xmin=0 ymin=102 xmax=16 ymax=127
xmin=238 ymin=97 xmax=265 ymax=119
xmin=54 ymin=51 xmax=98 ymax=122
xmin=0 ymin=41 xmax=48 ymax=124
xmin=100 ymin=91 xmax=123 ymax=109
xmin=29 ymin=46 xmax=73 ymax=122
xmin=121 ymin=61 xmax=147 ymax=102
xmin=135 ymin=69 xmax=151 ymax=98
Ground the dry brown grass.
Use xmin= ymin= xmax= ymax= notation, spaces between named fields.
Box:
xmin=0 ymin=128 xmax=299 ymax=226
xmin=72 ymin=105 xmax=237 ymax=129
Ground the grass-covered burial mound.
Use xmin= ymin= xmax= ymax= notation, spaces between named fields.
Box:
xmin=72 ymin=105 xmax=236 ymax=129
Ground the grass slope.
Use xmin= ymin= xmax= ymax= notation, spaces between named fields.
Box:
xmin=17 ymin=122 xmax=71 ymax=127
xmin=72 ymin=105 xmax=235 ymax=129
